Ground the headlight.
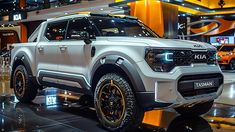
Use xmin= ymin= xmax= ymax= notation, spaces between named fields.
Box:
xmin=145 ymin=48 xmax=217 ymax=72
xmin=145 ymin=48 xmax=192 ymax=72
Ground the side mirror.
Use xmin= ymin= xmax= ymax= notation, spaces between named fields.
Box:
xmin=70 ymin=31 xmax=92 ymax=44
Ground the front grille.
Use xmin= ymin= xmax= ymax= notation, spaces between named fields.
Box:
xmin=178 ymin=73 xmax=223 ymax=98
xmin=180 ymin=87 xmax=218 ymax=97
xmin=172 ymin=50 xmax=216 ymax=65
xmin=173 ymin=50 xmax=192 ymax=65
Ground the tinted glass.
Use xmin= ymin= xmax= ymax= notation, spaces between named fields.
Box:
xmin=220 ymin=46 xmax=235 ymax=52
xmin=45 ymin=21 xmax=68 ymax=40
xmin=90 ymin=17 xmax=158 ymax=37
xmin=217 ymin=46 xmax=221 ymax=50
xmin=66 ymin=18 xmax=96 ymax=40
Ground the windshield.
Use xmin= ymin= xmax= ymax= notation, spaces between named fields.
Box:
xmin=90 ymin=17 xmax=159 ymax=38
xmin=217 ymin=46 xmax=221 ymax=50
xmin=219 ymin=46 xmax=235 ymax=52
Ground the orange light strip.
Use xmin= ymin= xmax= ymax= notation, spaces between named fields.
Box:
xmin=115 ymin=0 xmax=235 ymax=16
xmin=185 ymin=0 xmax=235 ymax=9
xmin=173 ymin=4 xmax=235 ymax=16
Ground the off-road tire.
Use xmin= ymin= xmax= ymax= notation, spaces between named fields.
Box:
xmin=229 ymin=59 xmax=235 ymax=70
xmin=94 ymin=73 xmax=144 ymax=131
xmin=13 ymin=65 xmax=38 ymax=103
xmin=174 ymin=101 xmax=214 ymax=116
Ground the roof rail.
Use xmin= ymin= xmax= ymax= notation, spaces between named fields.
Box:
xmin=47 ymin=12 xmax=138 ymax=21
xmin=90 ymin=13 xmax=138 ymax=20
xmin=111 ymin=14 xmax=138 ymax=20
xmin=90 ymin=12 xmax=109 ymax=17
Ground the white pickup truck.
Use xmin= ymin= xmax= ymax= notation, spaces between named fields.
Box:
xmin=10 ymin=13 xmax=223 ymax=131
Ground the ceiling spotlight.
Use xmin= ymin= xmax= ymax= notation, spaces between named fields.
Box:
xmin=196 ymin=7 xmax=200 ymax=10
xmin=181 ymin=3 xmax=185 ymax=6
xmin=218 ymin=0 xmax=225 ymax=8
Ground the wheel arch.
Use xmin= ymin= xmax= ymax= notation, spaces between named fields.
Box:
xmin=90 ymin=55 xmax=145 ymax=95
xmin=10 ymin=52 xmax=33 ymax=88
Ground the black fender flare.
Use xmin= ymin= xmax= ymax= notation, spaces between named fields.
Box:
xmin=10 ymin=52 xmax=33 ymax=88
xmin=90 ymin=55 xmax=146 ymax=92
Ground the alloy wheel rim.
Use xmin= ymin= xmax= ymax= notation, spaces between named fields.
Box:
xmin=98 ymin=80 xmax=125 ymax=124
xmin=15 ymin=71 xmax=25 ymax=96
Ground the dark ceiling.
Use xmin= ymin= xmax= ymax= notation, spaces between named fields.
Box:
xmin=0 ymin=0 xmax=78 ymax=16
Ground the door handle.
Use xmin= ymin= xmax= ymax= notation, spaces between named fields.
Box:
xmin=59 ymin=45 xmax=67 ymax=52
xmin=38 ymin=46 xmax=44 ymax=52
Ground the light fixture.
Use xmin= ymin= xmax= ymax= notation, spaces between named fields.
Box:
xmin=218 ymin=0 xmax=225 ymax=8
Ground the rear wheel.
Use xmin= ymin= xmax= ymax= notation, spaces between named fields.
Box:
xmin=174 ymin=101 xmax=214 ymax=116
xmin=229 ymin=59 xmax=235 ymax=70
xmin=13 ymin=65 xmax=38 ymax=103
xmin=94 ymin=73 xmax=144 ymax=131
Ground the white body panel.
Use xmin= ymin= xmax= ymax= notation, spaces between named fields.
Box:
xmin=10 ymin=14 xmax=223 ymax=109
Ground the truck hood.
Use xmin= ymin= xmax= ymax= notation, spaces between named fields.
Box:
xmin=107 ymin=37 xmax=215 ymax=50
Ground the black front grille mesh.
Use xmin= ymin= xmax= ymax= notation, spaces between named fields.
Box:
xmin=172 ymin=50 xmax=216 ymax=65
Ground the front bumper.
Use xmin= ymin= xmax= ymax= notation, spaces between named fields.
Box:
xmin=135 ymin=61 xmax=224 ymax=110
xmin=218 ymin=60 xmax=229 ymax=65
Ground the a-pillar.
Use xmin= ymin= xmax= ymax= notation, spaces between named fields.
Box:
xmin=19 ymin=0 xmax=27 ymax=43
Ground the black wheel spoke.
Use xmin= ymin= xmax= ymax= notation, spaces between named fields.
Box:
xmin=15 ymin=71 xmax=25 ymax=95
xmin=98 ymin=80 xmax=125 ymax=123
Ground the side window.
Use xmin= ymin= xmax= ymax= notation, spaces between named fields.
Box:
xmin=33 ymin=37 xmax=37 ymax=42
xmin=45 ymin=21 xmax=68 ymax=41
xmin=66 ymin=18 xmax=96 ymax=40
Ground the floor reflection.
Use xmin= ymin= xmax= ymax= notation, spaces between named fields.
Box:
xmin=0 ymin=69 xmax=235 ymax=131
xmin=0 ymin=87 xmax=234 ymax=131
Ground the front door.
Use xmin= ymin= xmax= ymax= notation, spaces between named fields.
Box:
xmin=57 ymin=17 xmax=95 ymax=90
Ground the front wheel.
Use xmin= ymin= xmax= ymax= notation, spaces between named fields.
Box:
xmin=174 ymin=101 xmax=214 ymax=116
xmin=13 ymin=65 xmax=38 ymax=103
xmin=94 ymin=73 xmax=144 ymax=131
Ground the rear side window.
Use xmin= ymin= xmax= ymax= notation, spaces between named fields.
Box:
xmin=45 ymin=21 xmax=68 ymax=41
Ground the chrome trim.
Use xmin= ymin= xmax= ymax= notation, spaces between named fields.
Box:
xmin=37 ymin=70 xmax=91 ymax=87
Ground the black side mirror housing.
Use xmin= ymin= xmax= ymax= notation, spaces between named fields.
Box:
xmin=70 ymin=31 xmax=93 ymax=44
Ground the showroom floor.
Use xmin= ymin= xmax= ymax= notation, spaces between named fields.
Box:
xmin=0 ymin=67 xmax=235 ymax=131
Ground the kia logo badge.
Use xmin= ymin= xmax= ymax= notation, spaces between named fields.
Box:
xmin=194 ymin=54 xmax=207 ymax=60
xmin=194 ymin=44 xmax=202 ymax=48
